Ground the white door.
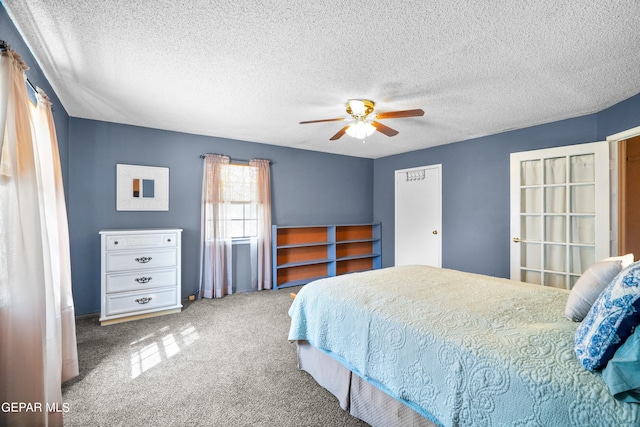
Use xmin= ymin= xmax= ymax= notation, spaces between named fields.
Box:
xmin=395 ymin=164 xmax=442 ymax=267
xmin=510 ymin=142 xmax=610 ymax=289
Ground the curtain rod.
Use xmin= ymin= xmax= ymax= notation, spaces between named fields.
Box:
xmin=0 ymin=40 xmax=38 ymax=95
xmin=199 ymin=153 xmax=272 ymax=164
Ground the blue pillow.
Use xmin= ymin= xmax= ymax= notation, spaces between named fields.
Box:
xmin=602 ymin=326 xmax=640 ymax=402
xmin=575 ymin=261 xmax=640 ymax=371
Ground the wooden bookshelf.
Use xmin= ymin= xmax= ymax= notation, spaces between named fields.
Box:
xmin=272 ymin=223 xmax=381 ymax=289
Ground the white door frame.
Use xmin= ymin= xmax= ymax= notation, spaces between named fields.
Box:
xmin=607 ymin=125 xmax=640 ymax=256
xmin=394 ymin=164 xmax=442 ymax=267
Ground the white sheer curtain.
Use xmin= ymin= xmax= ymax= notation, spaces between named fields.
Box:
xmin=0 ymin=45 xmax=78 ymax=427
xmin=249 ymin=159 xmax=272 ymax=291
xmin=569 ymin=154 xmax=597 ymax=274
xmin=544 ymin=157 xmax=567 ymax=274
xmin=522 ymin=155 xmax=597 ymax=285
xmin=199 ymin=154 xmax=233 ymax=298
xmin=34 ymin=88 xmax=79 ymax=384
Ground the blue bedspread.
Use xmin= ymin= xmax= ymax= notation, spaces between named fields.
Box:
xmin=288 ymin=265 xmax=640 ymax=427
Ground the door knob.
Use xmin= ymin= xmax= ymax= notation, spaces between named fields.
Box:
xmin=513 ymin=237 xmax=521 ymax=243
xmin=432 ymin=230 xmax=438 ymax=235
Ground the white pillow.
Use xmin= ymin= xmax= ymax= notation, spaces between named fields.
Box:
xmin=565 ymin=254 xmax=634 ymax=322
xmin=603 ymin=253 xmax=635 ymax=269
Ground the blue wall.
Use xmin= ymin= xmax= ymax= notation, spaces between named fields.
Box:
xmin=68 ymin=119 xmax=373 ymax=315
xmin=373 ymin=94 xmax=640 ymax=277
xmin=597 ymin=93 xmax=640 ymax=140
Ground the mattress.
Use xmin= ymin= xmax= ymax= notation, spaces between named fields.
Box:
xmin=288 ymin=265 xmax=640 ymax=427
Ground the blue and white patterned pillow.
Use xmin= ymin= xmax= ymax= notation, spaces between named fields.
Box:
xmin=575 ymin=261 xmax=640 ymax=371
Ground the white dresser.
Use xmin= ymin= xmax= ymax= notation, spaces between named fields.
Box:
xmin=99 ymin=228 xmax=182 ymax=325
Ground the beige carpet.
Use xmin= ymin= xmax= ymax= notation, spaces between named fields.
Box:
xmin=62 ymin=287 xmax=368 ymax=426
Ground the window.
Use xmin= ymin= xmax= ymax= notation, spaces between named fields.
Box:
xmin=200 ymin=154 xmax=272 ymax=297
xmin=228 ymin=202 xmax=257 ymax=238
xmin=221 ymin=163 xmax=258 ymax=239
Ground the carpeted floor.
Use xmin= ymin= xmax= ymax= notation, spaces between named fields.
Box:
xmin=62 ymin=287 xmax=368 ymax=426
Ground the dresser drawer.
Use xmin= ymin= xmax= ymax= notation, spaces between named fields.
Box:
xmin=105 ymin=248 xmax=177 ymax=272
xmin=105 ymin=288 xmax=178 ymax=317
xmin=106 ymin=232 xmax=178 ymax=251
xmin=106 ymin=268 xmax=177 ymax=293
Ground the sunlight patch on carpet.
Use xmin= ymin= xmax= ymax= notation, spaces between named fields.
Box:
xmin=129 ymin=323 xmax=200 ymax=378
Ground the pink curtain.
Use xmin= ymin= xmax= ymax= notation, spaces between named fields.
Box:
xmin=199 ymin=154 xmax=233 ymax=298
xmin=250 ymin=159 xmax=272 ymax=290
xmin=0 ymin=44 xmax=78 ymax=427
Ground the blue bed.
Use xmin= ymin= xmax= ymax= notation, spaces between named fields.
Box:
xmin=288 ymin=265 xmax=640 ymax=426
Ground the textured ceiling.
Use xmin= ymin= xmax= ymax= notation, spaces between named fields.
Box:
xmin=4 ymin=1 xmax=640 ymax=159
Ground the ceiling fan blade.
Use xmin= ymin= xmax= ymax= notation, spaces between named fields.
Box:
xmin=372 ymin=121 xmax=399 ymax=137
xmin=299 ymin=118 xmax=346 ymax=124
xmin=375 ymin=109 xmax=425 ymax=120
xmin=329 ymin=126 xmax=349 ymax=140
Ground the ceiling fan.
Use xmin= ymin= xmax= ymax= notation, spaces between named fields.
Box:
xmin=299 ymin=99 xmax=424 ymax=141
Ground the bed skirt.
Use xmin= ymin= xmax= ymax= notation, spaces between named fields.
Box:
xmin=296 ymin=340 xmax=438 ymax=427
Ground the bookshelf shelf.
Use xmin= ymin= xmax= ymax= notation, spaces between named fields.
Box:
xmin=272 ymin=223 xmax=381 ymax=289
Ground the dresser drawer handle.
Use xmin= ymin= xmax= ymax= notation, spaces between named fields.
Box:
xmin=114 ymin=240 xmax=119 ymax=245
xmin=135 ymin=297 xmax=152 ymax=304
xmin=135 ymin=277 xmax=152 ymax=284
xmin=135 ymin=257 xmax=152 ymax=263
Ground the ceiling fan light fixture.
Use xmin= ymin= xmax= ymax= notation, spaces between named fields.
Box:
xmin=346 ymin=99 xmax=375 ymax=117
xmin=346 ymin=120 xmax=376 ymax=139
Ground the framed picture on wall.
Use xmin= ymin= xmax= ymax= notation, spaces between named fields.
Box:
xmin=116 ymin=164 xmax=169 ymax=211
